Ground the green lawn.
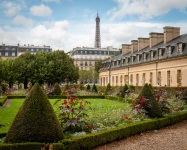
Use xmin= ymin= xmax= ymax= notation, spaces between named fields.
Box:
xmin=0 ymin=98 xmax=131 ymax=134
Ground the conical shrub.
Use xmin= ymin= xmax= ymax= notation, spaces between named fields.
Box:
xmin=4 ymin=83 xmax=64 ymax=143
xmin=138 ymin=83 xmax=162 ymax=118
xmin=104 ymin=83 xmax=111 ymax=95
xmin=121 ymin=84 xmax=128 ymax=97
xmin=86 ymin=84 xmax=91 ymax=91
xmin=54 ymin=82 xmax=62 ymax=95
xmin=92 ymin=84 xmax=98 ymax=93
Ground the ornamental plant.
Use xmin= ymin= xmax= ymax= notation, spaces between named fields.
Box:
xmin=55 ymin=91 xmax=93 ymax=134
xmin=135 ymin=83 xmax=162 ymax=118
xmin=86 ymin=84 xmax=91 ymax=91
xmin=104 ymin=83 xmax=111 ymax=95
xmin=121 ymin=84 xmax=129 ymax=98
xmin=54 ymin=82 xmax=62 ymax=95
xmin=92 ymin=84 xmax=98 ymax=93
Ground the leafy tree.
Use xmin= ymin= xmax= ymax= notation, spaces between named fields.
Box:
xmin=138 ymin=83 xmax=162 ymax=118
xmin=92 ymin=84 xmax=98 ymax=93
xmin=86 ymin=84 xmax=91 ymax=91
xmin=4 ymin=83 xmax=64 ymax=143
xmin=104 ymin=83 xmax=111 ymax=95
xmin=121 ymin=84 xmax=129 ymax=97
xmin=95 ymin=60 xmax=103 ymax=73
xmin=54 ymin=82 xmax=62 ymax=95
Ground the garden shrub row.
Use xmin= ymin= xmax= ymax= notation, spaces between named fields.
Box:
xmin=1 ymin=111 xmax=187 ymax=150
xmin=105 ymin=95 xmax=132 ymax=103
xmin=0 ymin=96 xmax=7 ymax=106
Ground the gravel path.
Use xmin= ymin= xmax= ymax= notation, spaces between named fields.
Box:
xmin=93 ymin=120 xmax=187 ymax=150
xmin=2 ymin=99 xmax=12 ymax=108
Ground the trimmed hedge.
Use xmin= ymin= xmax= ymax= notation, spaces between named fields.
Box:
xmin=0 ymin=96 xmax=7 ymax=106
xmin=105 ymin=95 xmax=132 ymax=103
xmin=1 ymin=111 xmax=187 ymax=149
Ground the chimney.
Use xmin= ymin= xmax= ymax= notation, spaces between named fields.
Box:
xmin=131 ymin=40 xmax=138 ymax=53
xmin=138 ymin=38 xmax=149 ymax=51
xmin=149 ymin=32 xmax=164 ymax=48
xmin=122 ymin=44 xmax=131 ymax=55
xmin=163 ymin=26 xmax=180 ymax=44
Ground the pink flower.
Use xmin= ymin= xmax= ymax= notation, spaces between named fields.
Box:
xmin=142 ymin=99 xmax=145 ymax=105
xmin=63 ymin=99 xmax=67 ymax=104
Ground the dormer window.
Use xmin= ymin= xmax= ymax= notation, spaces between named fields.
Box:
xmin=136 ymin=54 xmax=139 ymax=63
xmin=177 ymin=43 xmax=185 ymax=55
xmin=143 ymin=52 xmax=147 ymax=61
xmin=167 ymin=46 xmax=174 ymax=57
xmin=126 ymin=58 xmax=128 ymax=64
xmin=158 ymin=48 xmax=164 ymax=59
xmin=150 ymin=50 xmax=154 ymax=60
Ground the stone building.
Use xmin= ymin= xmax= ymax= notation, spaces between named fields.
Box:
xmin=99 ymin=26 xmax=187 ymax=87
xmin=0 ymin=44 xmax=52 ymax=59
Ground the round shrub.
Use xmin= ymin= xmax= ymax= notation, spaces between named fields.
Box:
xmin=4 ymin=83 xmax=64 ymax=143
xmin=92 ymin=84 xmax=98 ymax=93
xmin=54 ymin=83 xmax=62 ymax=95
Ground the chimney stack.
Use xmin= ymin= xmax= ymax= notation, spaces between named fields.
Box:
xmin=122 ymin=44 xmax=131 ymax=55
xmin=149 ymin=32 xmax=164 ymax=48
xmin=131 ymin=40 xmax=138 ymax=53
xmin=163 ymin=26 xmax=180 ymax=44
xmin=138 ymin=38 xmax=149 ymax=51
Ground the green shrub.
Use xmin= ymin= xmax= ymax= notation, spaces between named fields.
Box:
xmin=148 ymin=84 xmax=153 ymax=90
xmin=137 ymin=83 xmax=162 ymax=118
xmin=92 ymin=84 xmax=98 ymax=93
xmin=4 ymin=83 xmax=64 ymax=143
xmin=182 ymin=88 xmax=187 ymax=104
xmin=62 ymin=84 xmax=70 ymax=94
xmin=86 ymin=84 xmax=91 ymax=91
xmin=54 ymin=83 xmax=62 ymax=95
xmin=121 ymin=84 xmax=128 ymax=98
xmin=104 ymin=83 xmax=111 ymax=95
xmin=0 ymin=96 xmax=7 ymax=106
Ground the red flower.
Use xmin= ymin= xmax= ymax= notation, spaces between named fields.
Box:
xmin=63 ymin=99 xmax=67 ymax=104
xmin=66 ymin=105 xmax=69 ymax=109
xmin=141 ymin=95 xmax=145 ymax=100
xmin=142 ymin=99 xmax=145 ymax=105
xmin=121 ymin=115 xmax=132 ymax=120
xmin=87 ymin=125 xmax=94 ymax=129
xmin=135 ymin=104 xmax=141 ymax=109
xmin=70 ymin=97 xmax=74 ymax=104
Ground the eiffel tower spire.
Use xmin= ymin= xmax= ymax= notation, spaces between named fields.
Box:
xmin=95 ymin=12 xmax=101 ymax=48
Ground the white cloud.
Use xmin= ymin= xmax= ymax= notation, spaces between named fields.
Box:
xmin=13 ymin=15 xmax=33 ymax=27
xmin=109 ymin=0 xmax=187 ymax=20
xmin=3 ymin=1 xmax=21 ymax=16
xmin=1 ymin=21 xmax=187 ymax=52
xmin=30 ymin=4 xmax=52 ymax=17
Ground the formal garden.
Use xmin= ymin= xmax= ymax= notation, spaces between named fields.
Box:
xmin=0 ymin=81 xmax=187 ymax=149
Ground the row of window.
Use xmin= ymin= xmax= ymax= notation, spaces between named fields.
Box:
xmin=73 ymin=50 xmax=119 ymax=56
xmin=100 ymin=70 xmax=182 ymax=87
xmin=0 ymin=51 xmax=16 ymax=57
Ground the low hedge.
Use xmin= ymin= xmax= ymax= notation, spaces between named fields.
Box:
xmin=0 ymin=96 xmax=7 ymax=106
xmin=1 ymin=111 xmax=187 ymax=150
xmin=105 ymin=95 xmax=132 ymax=103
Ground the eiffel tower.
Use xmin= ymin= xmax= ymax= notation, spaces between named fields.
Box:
xmin=94 ymin=13 xmax=101 ymax=48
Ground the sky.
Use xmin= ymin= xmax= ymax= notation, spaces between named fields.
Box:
xmin=0 ymin=0 xmax=187 ymax=52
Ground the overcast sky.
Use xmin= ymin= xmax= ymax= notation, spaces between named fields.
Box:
xmin=1 ymin=0 xmax=187 ymax=52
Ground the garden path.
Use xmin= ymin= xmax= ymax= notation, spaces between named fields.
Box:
xmin=93 ymin=120 xmax=187 ymax=150
xmin=3 ymin=99 xmax=12 ymax=107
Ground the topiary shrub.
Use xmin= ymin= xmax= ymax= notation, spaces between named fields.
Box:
xmin=121 ymin=84 xmax=129 ymax=98
xmin=4 ymin=83 xmax=64 ymax=143
xmin=136 ymin=83 xmax=162 ymax=118
xmin=54 ymin=83 xmax=62 ymax=95
xmin=104 ymin=83 xmax=111 ymax=95
xmin=86 ymin=84 xmax=91 ymax=91
xmin=92 ymin=84 xmax=98 ymax=93
xmin=148 ymin=83 xmax=153 ymax=90
xmin=62 ymin=84 xmax=70 ymax=94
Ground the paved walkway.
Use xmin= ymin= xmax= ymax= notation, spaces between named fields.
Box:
xmin=2 ymin=99 xmax=12 ymax=107
xmin=93 ymin=120 xmax=187 ymax=150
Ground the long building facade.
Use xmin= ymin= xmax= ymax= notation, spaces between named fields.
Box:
xmin=99 ymin=26 xmax=187 ymax=87
xmin=0 ymin=44 xmax=52 ymax=59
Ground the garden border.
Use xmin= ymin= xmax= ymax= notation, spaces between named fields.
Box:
xmin=1 ymin=111 xmax=187 ymax=150
xmin=0 ymin=96 xmax=7 ymax=107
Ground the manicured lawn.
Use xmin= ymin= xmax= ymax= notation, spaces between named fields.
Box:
xmin=0 ymin=98 xmax=131 ymax=134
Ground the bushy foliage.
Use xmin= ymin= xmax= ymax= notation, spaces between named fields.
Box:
xmin=121 ymin=84 xmax=129 ymax=98
xmin=148 ymin=84 xmax=153 ymax=90
xmin=86 ymin=84 xmax=91 ymax=91
xmin=62 ymin=84 xmax=70 ymax=94
xmin=104 ymin=83 xmax=111 ymax=95
xmin=55 ymin=95 xmax=93 ymax=134
xmin=54 ymin=83 xmax=62 ymax=95
xmin=92 ymin=84 xmax=98 ymax=93
xmin=4 ymin=83 xmax=64 ymax=143
xmin=134 ymin=83 xmax=162 ymax=118
xmin=182 ymin=89 xmax=187 ymax=104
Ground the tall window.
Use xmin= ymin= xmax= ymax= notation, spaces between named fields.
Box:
xmin=116 ymin=76 xmax=118 ymax=85
xmin=12 ymin=52 xmax=15 ymax=57
xmin=112 ymin=76 xmax=114 ymax=86
xmin=120 ymin=75 xmax=123 ymax=86
xmin=157 ymin=71 xmax=161 ymax=86
xmin=5 ymin=52 xmax=8 ymax=56
xmin=158 ymin=49 xmax=163 ymax=59
xmin=0 ymin=52 xmax=1 ymax=56
xmin=167 ymin=71 xmax=170 ymax=87
xmin=150 ymin=72 xmax=153 ymax=85
xmin=85 ymin=61 xmax=88 ymax=66
xmin=142 ymin=73 xmax=146 ymax=85
xmin=136 ymin=74 xmax=139 ymax=86
xmin=177 ymin=70 xmax=182 ymax=86
xmin=130 ymin=74 xmax=133 ymax=84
